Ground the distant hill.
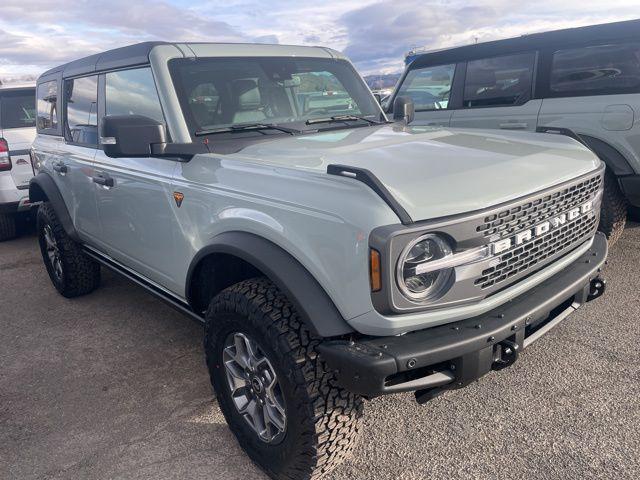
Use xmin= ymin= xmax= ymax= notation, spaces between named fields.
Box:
xmin=363 ymin=73 xmax=402 ymax=91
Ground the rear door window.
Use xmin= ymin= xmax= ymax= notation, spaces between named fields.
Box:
xmin=0 ymin=89 xmax=36 ymax=129
xmin=37 ymin=81 xmax=59 ymax=131
xmin=396 ymin=64 xmax=455 ymax=110
xmin=64 ymin=75 xmax=98 ymax=147
xmin=463 ymin=53 xmax=536 ymax=108
xmin=550 ymin=42 xmax=640 ymax=96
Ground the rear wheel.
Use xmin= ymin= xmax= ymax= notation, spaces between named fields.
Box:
xmin=37 ymin=203 xmax=101 ymax=297
xmin=205 ymin=277 xmax=363 ymax=480
xmin=0 ymin=213 xmax=17 ymax=241
xmin=598 ymin=171 xmax=627 ymax=245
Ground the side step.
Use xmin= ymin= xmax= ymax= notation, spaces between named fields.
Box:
xmin=82 ymin=246 xmax=204 ymax=325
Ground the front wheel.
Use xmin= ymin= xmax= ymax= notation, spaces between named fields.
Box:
xmin=205 ymin=278 xmax=363 ymax=480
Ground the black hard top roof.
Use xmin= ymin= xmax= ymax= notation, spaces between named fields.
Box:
xmin=38 ymin=41 xmax=168 ymax=80
xmin=409 ymin=18 xmax=640 ymax=69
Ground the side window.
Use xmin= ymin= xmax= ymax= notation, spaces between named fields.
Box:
xmin=105 ymin=68 xmax=165 ymax=124
xmin=37 ymin=81 xmax=58 ymax=131
xmin=64 ymin=76 xmax=98 ymax=147
xmin=396 ymin=64 xmax=455 ymax=110
xmin=0 ymin=89 xmax=36 ymax=129
xmin=463 ymin=53 xmax=535 ymax=108
xmin=550 ymin=42 xmax=640 ymax=96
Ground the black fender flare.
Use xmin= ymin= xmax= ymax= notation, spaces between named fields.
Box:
xmin=29 ymin=172 xmax=80 ymax=241
xmin=186 ymin=232 xmax=354 ymax=338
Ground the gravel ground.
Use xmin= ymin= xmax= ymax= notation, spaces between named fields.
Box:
xmin=1 ymin=223 xmax=639 ymax=480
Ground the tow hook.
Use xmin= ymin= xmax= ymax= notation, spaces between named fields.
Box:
xmin=492 ymin=340 xmax=519 ymax=371
xmin=587 ymin=276 xmax=606 ymax=302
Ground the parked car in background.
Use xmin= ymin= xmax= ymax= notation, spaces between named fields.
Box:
xmin=0 ymin=82 xmax=36 ymax=240
xmin=388 ymin=19 xmax=640 ymax=244
xmin=31 ymin=42 xmax=608 ymax=480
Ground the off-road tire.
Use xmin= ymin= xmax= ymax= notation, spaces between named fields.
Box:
xmin=598 ymin=171 xmax=627 ymax=246
xmin=37 ymin=202 xmax=101 ymax=297
xmin=204 ymin=277 xmax=363 ymax=480
xmin=0 ymin=213 xmax=17 ymax=241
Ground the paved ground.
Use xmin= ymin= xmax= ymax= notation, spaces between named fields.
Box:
xmin=1 ymin=222 xmax=639 ymax=480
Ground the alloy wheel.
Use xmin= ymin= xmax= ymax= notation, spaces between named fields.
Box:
xmin=43 ymin=224 xmax=63 ymax=281
xmin=222 ymin=332 xmax=287 ymax=443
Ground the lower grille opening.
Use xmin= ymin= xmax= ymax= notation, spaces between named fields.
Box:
xmin=525 ymin=297 xmax=574 ymax=339
xmin=384 ymin=361 xmax=449 ymax=388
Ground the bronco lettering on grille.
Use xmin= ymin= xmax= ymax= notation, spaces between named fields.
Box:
xmin=491 ymin=201 xmax=593 ymax=255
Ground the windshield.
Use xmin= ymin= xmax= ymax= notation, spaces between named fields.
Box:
xmin=169 ymin=57 xmax=382 ymax=137
xmin=0 ymin=89 xmax=36 ymax=129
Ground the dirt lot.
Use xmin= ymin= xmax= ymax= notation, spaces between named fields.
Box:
xmin=1 ymin=224 xmax=639 ymax=480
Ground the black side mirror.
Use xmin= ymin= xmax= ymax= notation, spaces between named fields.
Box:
xmin=392 ymin=96 xmax=415 ymax=124
xmin=373 ymin=93 xmax=382 ymax=104
xmin=101 ymin=115 xmax=166 ymax=158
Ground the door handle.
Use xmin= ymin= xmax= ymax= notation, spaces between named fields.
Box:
xmin=499 ymin=122 xmax=528 ymax=130
xmin=92 ymin=174 xmax=114 ymax=188
xmin=52 ymin=162 xmax=67 ymax=174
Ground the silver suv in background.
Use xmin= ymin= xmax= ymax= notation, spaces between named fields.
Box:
xmin=0 ymin=83 xmax=36 ymax=240
xmin=30 ymin=42 xmax=608 ymax=480
xmin=389 ymin=19 xmax=640 ymax=244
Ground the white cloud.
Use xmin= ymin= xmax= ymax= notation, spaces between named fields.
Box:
xmin=0 ymin=0 xmax=638 ymax=81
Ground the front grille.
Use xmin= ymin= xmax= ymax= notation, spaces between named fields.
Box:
xmin=474 ymin=213 xmax=597 ymax=289
xmin=475 ymin=174 xmax=602 ymax=240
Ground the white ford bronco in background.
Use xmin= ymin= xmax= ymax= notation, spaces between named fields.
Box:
xmin=0 ymin=82 xmax=36 ymax=240
xmin=31 ymin=42 xmax=608 ymax=480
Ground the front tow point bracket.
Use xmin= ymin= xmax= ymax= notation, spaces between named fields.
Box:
xmin=587 ymin=276 xmax=606 ymax=302
xmin=492 ymin=340 xmax=519 ymax=371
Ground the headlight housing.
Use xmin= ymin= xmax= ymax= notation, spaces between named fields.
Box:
xmin=396 ymin=233 xmax=454 ymax=302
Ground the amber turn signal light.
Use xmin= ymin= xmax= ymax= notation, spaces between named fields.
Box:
xmin=370 ymin=249 xmax=382 ymax=292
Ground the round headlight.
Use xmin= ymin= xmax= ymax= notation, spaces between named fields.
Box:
xmin=396 ymin=234 xmax=453 ymax=302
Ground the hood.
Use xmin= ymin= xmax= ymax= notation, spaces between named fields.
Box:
xmin=215 ymin=124 xmax=601 ymax=222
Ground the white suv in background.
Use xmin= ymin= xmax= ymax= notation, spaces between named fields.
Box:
xmin=390 ymin=19 xmax=640 ymax=244
xmin=0 ymin=83 xmax=36 ymax=240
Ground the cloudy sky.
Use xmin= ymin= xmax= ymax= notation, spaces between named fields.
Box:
xmin=1 ymin=0 xmax=639 ymax=81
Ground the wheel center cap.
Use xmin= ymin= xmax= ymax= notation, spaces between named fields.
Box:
xmin=251 ymin=377 xmax=263 ymax=394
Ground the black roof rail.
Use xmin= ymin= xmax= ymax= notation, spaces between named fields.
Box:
xmin=327 ymin=164 xmax=413 ymax=225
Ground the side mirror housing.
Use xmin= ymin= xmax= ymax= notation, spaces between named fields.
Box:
xmin=373 ymin=93 xmax=382 ymax=104
xmin=101 ymin=115 xmax=166 ymax=158
xmin=392 ymin=96 xmax=415 ymax=124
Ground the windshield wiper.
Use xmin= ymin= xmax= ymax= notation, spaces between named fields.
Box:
xmin=305 ymin=114 xmax=384 ymax=126
xmin=195 ymin=123 xmax=302 ymax=137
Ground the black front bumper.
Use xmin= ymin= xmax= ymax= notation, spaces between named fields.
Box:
xmin=318 ymin=233 xmax=608 ymax=401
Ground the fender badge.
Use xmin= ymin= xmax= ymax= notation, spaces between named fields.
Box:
xmin=173 ymin=192 xmax=184 ymax=208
